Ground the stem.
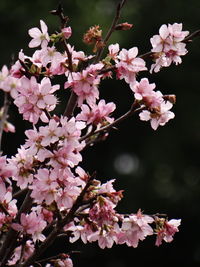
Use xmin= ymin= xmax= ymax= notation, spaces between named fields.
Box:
xmin=0 ymin=93 xmax=11 ymax=154
xmin=183 ymin=29 xmax=200 ymax=43
xmin=80 ymin=101 xmax=142 ymax=142
xmin=63 ymin=90 xmax=77 ymax=119
xmin=94 ymin=0 xmax=127 ymax=63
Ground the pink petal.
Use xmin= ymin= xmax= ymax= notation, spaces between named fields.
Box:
xmin=40 ymin=20 xmax=48 ymax=34
xmin=29 ymin=38 xmax=41 ymax=48
xmin=28 ymin=27 xmax=41 ymax=38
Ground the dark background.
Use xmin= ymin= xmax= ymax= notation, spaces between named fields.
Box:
xmin=1 ymin=0 xmax=200 ymax=266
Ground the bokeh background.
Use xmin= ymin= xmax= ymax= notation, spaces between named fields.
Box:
xmin=1 ymin=0 xmax=200 ymax=266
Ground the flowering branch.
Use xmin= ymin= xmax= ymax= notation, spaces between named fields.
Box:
xmin=80 ymin=101 xmax=141 ymax=144
xmin=0 ymin=2 xmax=197 ymax=266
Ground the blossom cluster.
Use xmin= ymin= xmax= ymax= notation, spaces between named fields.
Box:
xmin=0 ymin=8 xmax=190 ymax=266
xmin=150 ymin=23 xmax=189 ymax=72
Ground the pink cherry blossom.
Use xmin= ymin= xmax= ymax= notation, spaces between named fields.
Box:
xmin=30 ymin=168 xmax=59 ymax=205
xmin=7 ymin=240 xmax=34 ymax=266
xmin=61 ymin=26 xmax=72 ymax=39
xmin=65 ymin=63 xmax=104 ymax=107
xmin=130 ymin=78 xmax=156 ymax=101
xmin=155 ymin=218 xmax=181 ymax=246
xmin=12 ymin=211 xmax=47 ymax=242
xmin=116 ymin=47 xmax=147 ymax=84
xmin=76 ymin=99 xmax=116 ymax=125
xmin=108 ymin=43 xmax=120 ymax=60
xmin=8 ymin=146 xmax=35 ymax=189
xmin=14 ymin=76 xmax=59 ymax=124
xmin=28 ymin=20 xmax=50 ymax=48
xmin=150 ymin=23 xmax=189 ymax=72
xmin=139 ymin=101 xmax=175 ymax=130
xmin=119 ymin=210 xmax=154 ymax=247
xmin=0 ymin=65 xmax=20 ymax=98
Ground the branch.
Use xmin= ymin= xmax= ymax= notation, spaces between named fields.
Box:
xmin=94 ymin=0 xmax=128 ymax=63
xmin=80 ymin=101 xmax=142 ymax=143
xmin=183 ymin=29 xmax=200 ymax=43
xmin=63 ymin=90 xmax=77 ymax=118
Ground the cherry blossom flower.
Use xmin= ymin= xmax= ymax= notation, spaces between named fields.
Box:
xmin=0 ymin=65 xmax=9 ymax=86
xmin=14 ymin=76 xmax=59 ymax=124
xmin=76 ymin=99 xmax=116 ymax=125
xmin=119 ymin=210 xmax=154 ymax=247
xmin=7 ymin=240 xmax=34 ymax=266
xmin=139 ymin=101 xmax=175 ymax=130
xmin=116 ymin=47 xmax=147 ymax=84
xmin=61 ymin=26 xmax=72 ymax=39
xmin=0 ymin=65 xmax=20 ymax=98
xmin=155 ymin=218 xmax=181 ymax=246
xmin=108 ymin=43 xmax=120 ymax=60
xmin=65 ymin=63 xmax=104 ymax=107
xmin=0 ymin=156 xmax=16 ymax=180
xmin=130 ymin=78 xmax=156 ymax=101
xmin=8 ymin=146 xmax=35 ymax=189
xmin=150 ymin=23 xmax=189 ymax=72
xmin=30 ymin=168 xmax=59 ymax=205
xmin=28 ymin=20 xmax=50 ymax=48
xmin=12 ymin=211 xmax=47 ymax=242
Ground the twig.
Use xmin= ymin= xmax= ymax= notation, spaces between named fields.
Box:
xmin=12 ymin=188 xmax=28 ymax=199
xmin=0 ymin=203 xmax=10 ymax=216
xmin=63 ymin=90 xmax=77 ymax=118
xmin=94 ymin=0 xmax=127 ymax=63
xmin=183 ymin=29 xmax=200 ymax=43
xmin=80 ymin=101 xmax=142 ymax=142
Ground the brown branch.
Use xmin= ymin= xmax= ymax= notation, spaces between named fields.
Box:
xmin=63 ymin=90 xmax=77 ymax=118
xmin=0 ymin=203 xmax=10 ymax=216
xmin=94 ymin=0 xmax=128 ymax=63
xmin=80 ymin=101 xmax=141 ymax=143
xmin=183 ymin=29 xmax=200 ymax=43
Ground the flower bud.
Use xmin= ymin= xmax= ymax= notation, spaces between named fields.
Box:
xmin=115 ymin=22 xmax=133 ymax=31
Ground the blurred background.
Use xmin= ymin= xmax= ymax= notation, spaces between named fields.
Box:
xmin=1 ymin=0 xmax=200 ymax=266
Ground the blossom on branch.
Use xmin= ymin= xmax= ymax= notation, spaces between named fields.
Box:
xmin=28 ymin=20 xmax=50 ymax=48
xmin=150 ymin=23 xmax=189 ymax=72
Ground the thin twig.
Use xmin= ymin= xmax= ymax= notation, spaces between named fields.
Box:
xmin=183 ymin=29 xmax=200 ymax=43
xmin=80 ymin=101 xmax=142 ymax=142
xmin=94 ymin=0 xmax=127 ymax=63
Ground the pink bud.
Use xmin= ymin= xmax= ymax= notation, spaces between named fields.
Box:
xmin=61 ymin=26 xmax=72 ymax=39
xmin=115 ymin=22 xmax=133 ymax=31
